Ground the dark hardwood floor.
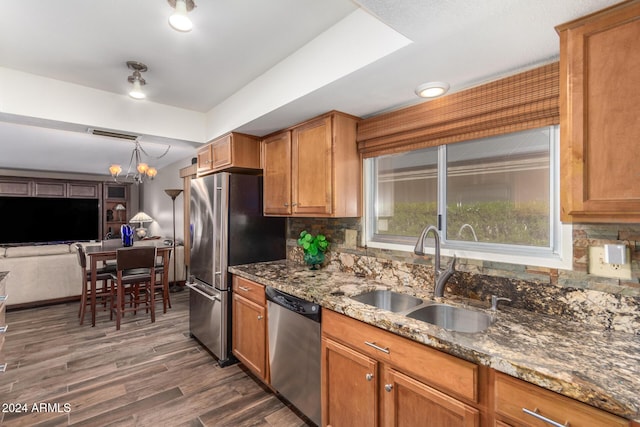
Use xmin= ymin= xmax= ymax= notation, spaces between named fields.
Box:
xmin=1 ymin=290 xmax=311 ymax=427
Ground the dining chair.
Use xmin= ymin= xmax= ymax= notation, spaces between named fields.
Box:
xmin=153 ymin=247 xmax=172 ymax=313
xmin=75 ymin=243 xmax=115 ymax=325
xmin=110 ymin=246 xmax=157 ymax=331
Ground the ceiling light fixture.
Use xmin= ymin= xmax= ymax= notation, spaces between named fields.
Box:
xmin=415 ymin=81 xmax=450 ymax=98
xmin=168 ymin=0 xmax=196 ymax=32
xmin=109 ymin=140 xmax=170 ymax=184
xmin=127 ymin=61 xmax=148 ymax=100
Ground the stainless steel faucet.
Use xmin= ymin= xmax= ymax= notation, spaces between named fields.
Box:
xmin=414 ymin=225 xmax=456 ymax=298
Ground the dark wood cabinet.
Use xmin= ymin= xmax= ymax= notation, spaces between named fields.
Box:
xmin=103 ymin=183 xmax=129 ymax=239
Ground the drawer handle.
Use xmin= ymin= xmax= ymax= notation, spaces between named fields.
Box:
xmin=0 ymin=364 xmax=6 ymax=373
xmin=384 ymin=384 xmax=393 ymax=392
xmin=0 ymin=325 xmax=7 ymax=333
xmin=365 ymin=373 xmax=374 ymax=381
xmin=364 ymin=341 xmax=390 ymax=354
xmin=523 ymin=407 xmax=569 ymax=427
xmin=238 ymin=286 xmax=251 ymax=292
xmin=257 ymin=315 xmax=263 ymax=320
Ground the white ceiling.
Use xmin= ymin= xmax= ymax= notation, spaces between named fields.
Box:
xmin=0 ymin=0 xmax=621 ymax=177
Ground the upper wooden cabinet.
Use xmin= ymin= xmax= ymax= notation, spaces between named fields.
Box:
xmin=197 ymin=132 xmax=261 ymax=176
xmin=262 ymin=111 xmax=361 ymax=217
xmin=262 ymin=131 xmax=292 ymax=215
xmin=557 ymin=0 xmax=640 ymax=222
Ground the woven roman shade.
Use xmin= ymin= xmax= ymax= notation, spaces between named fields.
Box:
xmin=357 ymin=62 xmax=560 ymax=158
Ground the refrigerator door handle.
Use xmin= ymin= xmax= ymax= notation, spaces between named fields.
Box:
xmin=186 ymin=283 xmax=220 ymax=302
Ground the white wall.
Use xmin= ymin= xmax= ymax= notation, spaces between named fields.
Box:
xmin=142 ymin=156 xmax=194 ymax=243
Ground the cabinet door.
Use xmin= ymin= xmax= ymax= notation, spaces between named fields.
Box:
xmin=292 ymin=116 xmax=333 ymax=216
xmin=211 ymin=134 xmax=232 ymax=170
xmin=197 ymin=144 xmax=214 ymax=174
xmin=558 ymin=2 xmax=640 ymax=222
xmin=232 ymin=293 xmax=267 ymax=381
xmin=0 ymin=178 xmax=31 ymax=196
xmin=34 ymin=181 xmax=66 ymax=197
xmin=68 ymin=182 xmax=99 ymax=199
xmin=382 ymin=367 xmax=479 ymax=427
xmin=322 ymin=337 xmax=378 ymax=427
xmin=263 ymin=131 xmax=292 ymax=215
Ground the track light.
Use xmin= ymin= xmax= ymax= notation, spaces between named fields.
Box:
xmin=126 ymin=61 xmax=148 ymax=100
xmin=168 ymin=0 xmax=196 ymax=32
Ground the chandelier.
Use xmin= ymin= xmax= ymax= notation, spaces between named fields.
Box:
xmin=109 ymin=140 xmax=170 ymax=184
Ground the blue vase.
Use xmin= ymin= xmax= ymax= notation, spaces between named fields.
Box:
xmin=121 ymin=224 xmax=134 ymax=247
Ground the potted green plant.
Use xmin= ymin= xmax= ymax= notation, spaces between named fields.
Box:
xmin=297 ymin=230 xmax=329 ymax=269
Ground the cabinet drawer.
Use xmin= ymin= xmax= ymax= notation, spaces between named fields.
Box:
xmin=494 ymin=372 xmax=628 ymax=427
xmin=232 ymin=276 xmax=265 ymax=305
xmin=323 ymin=309 xmax=478 ymax=403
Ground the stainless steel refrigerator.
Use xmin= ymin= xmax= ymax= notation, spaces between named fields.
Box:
xmin=187 ymin=172 xmax=285 ymax=366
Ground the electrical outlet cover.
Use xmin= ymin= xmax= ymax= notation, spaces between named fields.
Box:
xmin=588 ymin=246 xmax=632 ymax=280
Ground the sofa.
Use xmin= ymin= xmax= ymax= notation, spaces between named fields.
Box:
xmin=0 ymin=242 xmax=185 ymax=308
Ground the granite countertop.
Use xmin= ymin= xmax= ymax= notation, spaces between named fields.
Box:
xmin=229 ymin=260 xmax=640 ymax=422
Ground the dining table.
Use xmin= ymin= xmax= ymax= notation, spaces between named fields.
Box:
xmin=85 ymin=240 xmax=172 ymax=327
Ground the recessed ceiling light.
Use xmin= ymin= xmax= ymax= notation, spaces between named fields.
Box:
xmin=415 ymin=82 xmax=450 ymax=98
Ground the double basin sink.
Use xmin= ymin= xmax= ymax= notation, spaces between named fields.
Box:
xmin=350 ymin=290 xmax=493 ymax=333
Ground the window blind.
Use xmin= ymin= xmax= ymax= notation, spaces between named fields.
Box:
xmin=357 ymin=62 xmax=559 ymax=158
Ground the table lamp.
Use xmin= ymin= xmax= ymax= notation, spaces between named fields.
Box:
xmin=130 ymin=211 xmax=153 ymax=239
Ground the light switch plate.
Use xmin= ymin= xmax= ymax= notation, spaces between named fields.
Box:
xmin=589 ymin=246 xmax=632 ymax=279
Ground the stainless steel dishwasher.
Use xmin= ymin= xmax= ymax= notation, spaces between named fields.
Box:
xmin=266 ymin=287 xmax=321 ymax=426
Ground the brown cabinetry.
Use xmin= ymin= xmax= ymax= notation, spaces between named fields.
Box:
xmin=322 ymin=309 xmax=482 ymax=427
xmin=494 ymin=372 xmax=629 ymax=427
xmin=262 ymin=111 xmax=361 ymax=217
xmin=557 ymin=0 xmax=640 ymax=222
xmin=0 ymin=178 xmax=30 ymax=196
xmin=0 ymin=177 xmax=99 ymax=199
xmin=231 ymin=276 xmax=268 ymax=381
xmin=197 ymin=132 xmax=261 ymax=176
xmin=103 ymin=183 xmax=129 ymax=239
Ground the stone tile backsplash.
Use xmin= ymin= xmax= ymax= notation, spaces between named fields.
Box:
xmin=287 ymin=218 xmax=640 ymax=333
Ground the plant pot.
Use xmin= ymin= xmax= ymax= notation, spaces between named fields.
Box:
xmin=304 ymin=252 xmax=325 ymax=270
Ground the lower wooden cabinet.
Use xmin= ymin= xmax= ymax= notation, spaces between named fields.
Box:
xmin=231 ymin=276 xmax=267 ymax=381
xmin=383 ymin=368 xmax=479 ymax=427
xmin=227 ymin=281 xmax=634 ymax=427
xmin=322 ymin=309 xmax=482 ymax=427
xmin=322 ymin=337 xmax=378 ymax=427
xmin=494 ymin=372 xmax=629 ymax=427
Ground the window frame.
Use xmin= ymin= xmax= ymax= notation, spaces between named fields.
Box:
xmin=363 ymin=125 xmax=572 ymax=270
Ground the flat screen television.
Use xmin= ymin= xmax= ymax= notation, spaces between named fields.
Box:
xmin=0 ymin=196 xmax=100 ymax=244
